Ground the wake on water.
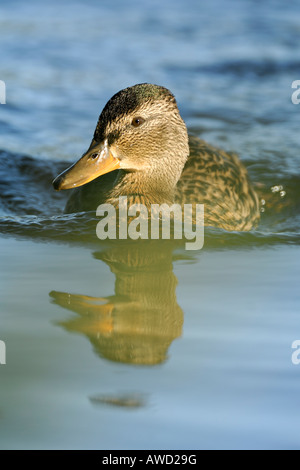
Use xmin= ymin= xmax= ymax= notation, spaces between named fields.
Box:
xmin=0 ymin=149 xmax=300 ymax=249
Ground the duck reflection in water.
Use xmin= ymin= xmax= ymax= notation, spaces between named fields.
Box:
xmin=50 ymin=240 xmax=184 ymax=366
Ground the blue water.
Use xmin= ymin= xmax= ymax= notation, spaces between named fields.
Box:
xmin=0 ymin=0 xmax=300 ymax=450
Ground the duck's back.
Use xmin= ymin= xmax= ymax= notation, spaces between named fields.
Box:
xmin=176 ymin=135 xmax=260 ymax=231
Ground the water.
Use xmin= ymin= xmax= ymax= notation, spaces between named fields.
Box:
xmin=0 ymin=0 xmax=300 ymax=450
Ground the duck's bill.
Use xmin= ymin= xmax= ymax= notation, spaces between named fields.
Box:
xmin=53 ymin=141 xmax=120 ymax=191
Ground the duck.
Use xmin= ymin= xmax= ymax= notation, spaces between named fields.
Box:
xmin=53 ymin=83 xmax=260 ymax=231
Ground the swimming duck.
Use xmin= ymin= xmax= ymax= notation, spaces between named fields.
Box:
xmin=53 ymin=83 xmax=260 ymax=231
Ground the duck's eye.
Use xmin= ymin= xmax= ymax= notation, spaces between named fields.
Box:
xmin=90 ymin=153 xmax=98 ymax=160
xmin=132 ymin=117 xmax=145 ymax=128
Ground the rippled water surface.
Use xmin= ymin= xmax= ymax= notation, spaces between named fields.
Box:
xmin=0 ymin=0 xmax=300 ymax=450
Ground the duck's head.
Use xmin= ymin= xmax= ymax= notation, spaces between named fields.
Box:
xmin=53 ymin=84 xmax=189 ymax=193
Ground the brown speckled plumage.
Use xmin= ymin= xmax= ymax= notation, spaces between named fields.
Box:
xmin=176 ymin=136 xmax=260 ymax=231
xmin=61 ymin=83 xmax=260 ymax=231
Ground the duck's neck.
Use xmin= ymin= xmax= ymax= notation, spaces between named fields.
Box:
xmin=107 ymin=169 xmax=176 ymax=207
